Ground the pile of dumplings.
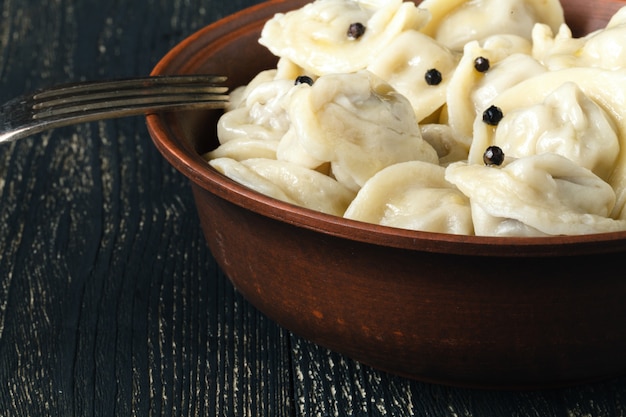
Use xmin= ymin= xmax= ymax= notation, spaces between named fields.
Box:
xmin=205 ymin=0 xmax=626 ymax=237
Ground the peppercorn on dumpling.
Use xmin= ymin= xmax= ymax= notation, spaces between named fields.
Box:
xmin=259 ymin=0 xmax=429 ymax=75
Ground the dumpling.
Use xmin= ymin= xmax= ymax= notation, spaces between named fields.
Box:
xmin=419 ymin=124 xmax=470 ymax=166
xmin=211 ymin=71 xmax=323 ymax=167
xmin=446 ymin=35 xmax=542 ymax=144
xmin=531 ymin=24 xmax=586 ymax=70
xmin=532 ymin=7 xmax=626 ymax=71
xmin=274 ymin=57 xmax=316 ymax=81
xmin=445 ymin=154 xmax=626 ymax=236
xmin=203 ymin=138 xmax=279 ymax=161
xmin=418 ymin=0 xmax=564 ymax=51
xmin=366 ymin=29 xmax=460 ymax=123
xmin=259 ymin=0 xmax=429 ymax=75
xmin=533 ymin=7 xmax=626 ymax=71
xmin=284 ymin=70 xmax=439 ymax=191
xmin=223 ymin=69 xmax=278 ymax=111
xmin=344 ymin=161 xmax=473 ymax=235
xmin=209 ymin=157 xmax=356 ymax=216
xmin=579 ymin=6 xmax=626 ymax=70
xmin=213 ymin=74 xmax=293 ymax=146
xmin=487 ymin=82 xmax=619 ymax=180
xmin=466 ymin=68 xmax=626 ymax=218
xmin=208 ymin=157 xmax=296 ymax=205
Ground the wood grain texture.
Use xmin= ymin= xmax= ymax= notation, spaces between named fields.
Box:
xmin=1 ymin=0 xmax=626 ymax=416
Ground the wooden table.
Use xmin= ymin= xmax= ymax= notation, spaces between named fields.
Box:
xmin=1 ymin=0 xmax=626 ymax=415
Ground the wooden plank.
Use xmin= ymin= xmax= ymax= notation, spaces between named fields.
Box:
xmin=290 ymin=334 xmax=626 ymax=417
xmin=0 ymin=0 xmax=293 ymax=416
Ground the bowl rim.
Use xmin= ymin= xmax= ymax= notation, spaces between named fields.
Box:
xmin=146 ymin=0 xmax=626 ymax=258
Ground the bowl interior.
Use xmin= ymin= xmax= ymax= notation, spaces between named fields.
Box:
xmin=147 ymin=0 xmax=626 ymax=257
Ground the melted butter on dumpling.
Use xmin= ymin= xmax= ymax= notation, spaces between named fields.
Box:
xmin=345 ymin=161 xmax=473 ymax=235
xmin=259 ymin=0 xmax=429 ymax=75
xmin=418 ymin=0 xmax=564 ymax=51
xmin=366 ymin=30 xmax=460 ymax=123
xmin=446 ymin=36 xmax=541 ymax=145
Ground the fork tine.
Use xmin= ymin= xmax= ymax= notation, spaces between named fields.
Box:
xmin=34 ymin=92 xmax=229 ymax=119
xmin=33 ymin=84 xmax=228 ymax=110
xmin=2 ymin=94 xmax=228 ymax=142
xmin=33 ymin=74 xmax=227 ymax=99
xmin=0 ymin=74 xmax=229 ymax=143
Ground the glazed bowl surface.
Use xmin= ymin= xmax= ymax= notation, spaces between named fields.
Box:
xmin=147 ymin=0 xmax=626 ymax=388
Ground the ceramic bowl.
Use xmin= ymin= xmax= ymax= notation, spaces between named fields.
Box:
xmin=146 ymin=0 xmax=626 ymax=389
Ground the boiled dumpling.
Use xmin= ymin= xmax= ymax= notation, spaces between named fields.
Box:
xmin=418 ymin=0 xmax=564 ymax=51
xmin=259 ymin=0 xmax=429 ymax=75
xmin=579 ymin=6 xmax=626 ymax=70
xmin=486 ymin=82 xmax=619 ymax=180
xmin=446 ymin=36 xmax=542 ymax=144
xmin=419 ymin=124 xmax=470 ymax=166
xmin=533 ymin=6 xmax=626 ymax=71
xmin=445 ymin=153 xmax=626 ymax=236
xmin=345 ymin=161 xmax=473 ymax=235
xmin=531 ymin=24 xmax=586 ymax=70
xmin=209 ymin=157 xmax=356 ymax=216
xmin=466 ymin=68 xmax=626 ymax=218
xmin=208 ymin=72 xmax=293 ymax=161
xmin=284 ymin=70 xmax=439 ymax=191
xmin=208 ymin=157 xmax=296 ymax=205
xmin=367 ymin=29 xmax=460 ymax=123
xmin=211 ymin=71 xmax=326 ymax=167
xmin=212 ymin=73 xmax=293 ymax=151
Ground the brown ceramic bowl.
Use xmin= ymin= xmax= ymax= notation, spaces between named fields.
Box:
xmin=147 ymin=0 xmax=626 ymax=389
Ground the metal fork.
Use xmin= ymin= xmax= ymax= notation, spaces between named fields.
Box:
xmin=0 ymin=74 xmax=229 ymax=143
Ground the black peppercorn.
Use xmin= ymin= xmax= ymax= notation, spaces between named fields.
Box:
xmin=347 ymin=22 xmax=366 ymax=39
xmin=474 ymin=56 xmax=490 ymax=72
xmin=482 ymin=105 xmax=504 ymax=125
xmin=483 ymin=146 xmax=505 ymax=166
xmin=424 ymin=68 xmax=442 ymax=86
xmin=295 ymin=75 xmax=314 ymax=86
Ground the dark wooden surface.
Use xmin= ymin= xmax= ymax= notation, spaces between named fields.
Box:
xmin=1 ymin=0 xmax=626 ymax=415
